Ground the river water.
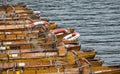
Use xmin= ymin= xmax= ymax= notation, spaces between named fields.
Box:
xmin=2 ymin=0 xmax=120 ymax=65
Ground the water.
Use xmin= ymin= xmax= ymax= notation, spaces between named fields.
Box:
xmin=2 ymin=0 xmax=120 ymax=65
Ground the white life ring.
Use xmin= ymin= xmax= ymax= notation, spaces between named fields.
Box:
xmin=63 ymin=32 xmax=80 ymax=41
xmin=33 ymin=11 xmax=41 ymax=17
xmin=52 ymin=28 xmax=69 ymax=35
xmin=27 ymin=21 xmax=47 ymax=28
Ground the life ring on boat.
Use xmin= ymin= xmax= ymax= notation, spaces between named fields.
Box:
xmin=28 ymin=21 xmax=47 ymax=28
xmin=33 ymin=11 xmax=41 ymax=17
xmin=63 ymin=32 xmax=80 ymax=41
xmin=52 ymin=28 xmax=69 ymax=35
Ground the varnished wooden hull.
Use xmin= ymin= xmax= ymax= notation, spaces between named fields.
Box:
xmin=0 ymin=2 xmax=27 ymax=8
xmin=48 ymin=23 xmax=57 ymax=30
xmin=75 ymin=49 xmax=96 ymax=59
xmin=88 ymin=59 xmax=104 ymax=67
xmin=0 ymin=23 xmax=57 ymax=31
xmin=1 ymin=67 xmax=79 ymax=74
xmin=1 ymin=65 xmax=120 ymax=74
xmin=0 ymin=4 xmax=33 ymax=14
xmin=0 ymin=33 xmax=38 ymax=41
xmin=92 ymin=65 xmax=120 ymax=74
xmin=0 ymin=19 xmax=38 ymax=25
xmin=0 ymin=23 xmax=44 ymax=30
xmin=0 ymin=49 xmax=96 ymax=63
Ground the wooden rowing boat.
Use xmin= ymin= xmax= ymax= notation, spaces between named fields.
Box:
xmin=0 ymin=41 xmax=55 ymax=50
xmin=0 ymin=3 xmax=33 ymax=14
xmin=0 ymin=48 xmax=96 ymax=63
xmin=0 ymin=34 xmax=56 ymax=45
xmin=0 ymin=9 xmax=40 ymax=20
xmin=0 ymin=33 xmax=38 ymax=41
xmin=0 ymin=2 xmax=27 ymax=8
xmin=0 ymin=10 xmax=39 ymax=20
xmin=0 ymin=19 xmax=37 ymax=25
xmin=71 ymin=49 xmax=96 ymax=59
xmin=0 ymin=9 xmax=33 ymax=14
xmin=1 ymin=64 xmax=119 ymax=74
xmin=0 ymin=51 xmax=58 ymax=58
xmin=0 ymin=29 xmax=39 ymax=35
xmin=0 ymin=66 xmax=79 ymax=74
xmin=0 ymin=60 xmax=69 ymax=69
xmin=91 ymin=65 xmax=120 ymax=74
xmin=0 ymin=16 xmax=55 ymax=24
xmin=0 ymin=22 xmax=43 ymax=30
xmin=0 ymin=22 xmax=56 ymax=31
xmin=0 ymin=24 xmax=28 ymax=30
xmin=0 ymin=52 xmax=66 ymax=62
xmin=0 ymin=11 xmax=34 ymax=19
xmin=0 ymin=45 xmax=96 ymax=56
xmin=0 ymin=40 xmax=58 ymax=52
xmin=0 ymin=18 xmax=49 ymax=24
xmin=88 ymin=59 xmax=104 ymax=67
